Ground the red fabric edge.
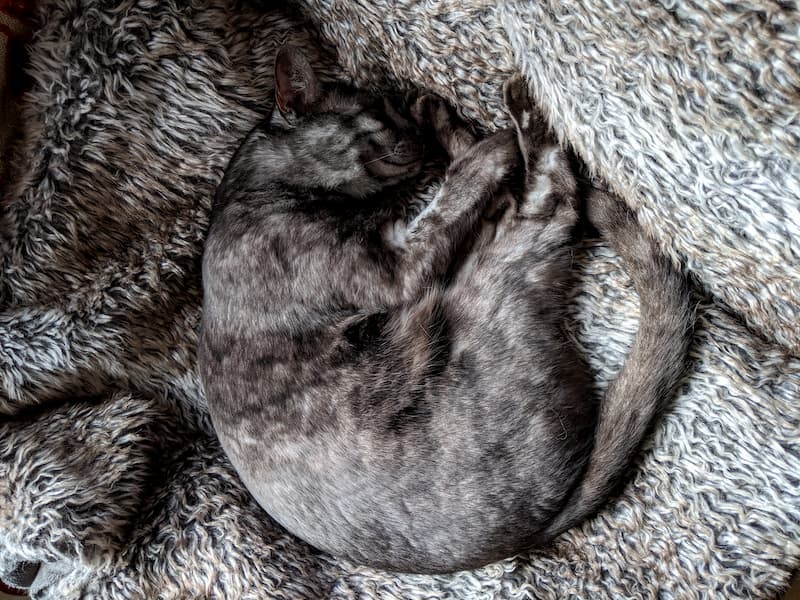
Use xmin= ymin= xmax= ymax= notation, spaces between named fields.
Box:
xmin=0 ymin=578 xmax=27 ymax=596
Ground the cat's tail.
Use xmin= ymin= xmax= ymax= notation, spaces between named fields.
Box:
xmin=543 ymin=188 xmax=694 ymax=541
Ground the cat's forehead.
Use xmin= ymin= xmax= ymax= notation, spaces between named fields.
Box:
xmin=318 ymin=84 xmax=389 ymax=116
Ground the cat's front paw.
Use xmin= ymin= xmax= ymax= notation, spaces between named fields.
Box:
xmin=412 ymin=94 xmax=476 ymax=160
xmin=410 ymin=93 xmax=447 ymax=128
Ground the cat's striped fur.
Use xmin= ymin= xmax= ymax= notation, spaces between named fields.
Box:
xmin=199 ymin=46 xmax=692 ymax=573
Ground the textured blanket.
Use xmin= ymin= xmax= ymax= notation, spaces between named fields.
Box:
xmin=1 ymin=1 xmax=798 ymax=598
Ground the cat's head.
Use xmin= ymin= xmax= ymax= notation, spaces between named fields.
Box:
xmin=270 ymin=45 xmax=425 ymax=198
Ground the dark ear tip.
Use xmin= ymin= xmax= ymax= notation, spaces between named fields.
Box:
xmin=275 ymin=44 xmax=293 ymax=59
xmin=275 ymin=44 xmax=306 ymax=64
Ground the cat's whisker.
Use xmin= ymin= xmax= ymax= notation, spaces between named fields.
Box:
xmin=364 ymin=151 xmax=397 ymax=166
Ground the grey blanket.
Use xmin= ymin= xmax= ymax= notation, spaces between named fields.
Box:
xmin=1 ymin=1 xmax=798 ymax=598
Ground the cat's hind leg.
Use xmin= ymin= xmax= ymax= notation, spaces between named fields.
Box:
xmin=458 ymin=75 xmax=577 ymax=270
xmin=503 ymin=75 xmax=577 ymax=226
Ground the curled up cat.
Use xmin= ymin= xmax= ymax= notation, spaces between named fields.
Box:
xmin=198 ymin=45 xmax=693 ymax=573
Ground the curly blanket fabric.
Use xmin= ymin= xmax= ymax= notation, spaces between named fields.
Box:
xmin=1 ymin=1 xmax=798 ymax=598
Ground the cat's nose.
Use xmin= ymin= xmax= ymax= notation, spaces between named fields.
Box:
xmin=394 ymin=139 xmax=423 ymax=163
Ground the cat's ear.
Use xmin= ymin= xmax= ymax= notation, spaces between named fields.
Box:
xmin=274 ymin=45 xmax=320 ymax=115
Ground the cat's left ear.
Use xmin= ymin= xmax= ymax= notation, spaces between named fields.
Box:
xmin=274 ymin=45 xmax=320 ymax=115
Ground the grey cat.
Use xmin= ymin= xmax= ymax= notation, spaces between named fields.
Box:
xmin=199 ymin=46 xmax=693 ymax=574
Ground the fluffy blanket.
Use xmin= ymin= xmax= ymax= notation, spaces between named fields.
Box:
xmin=1 ymin=1 xmax=798 ymax=598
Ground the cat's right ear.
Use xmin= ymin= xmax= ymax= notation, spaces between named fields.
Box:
xmin=274 ymin=45 xmax=320 ymax=116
